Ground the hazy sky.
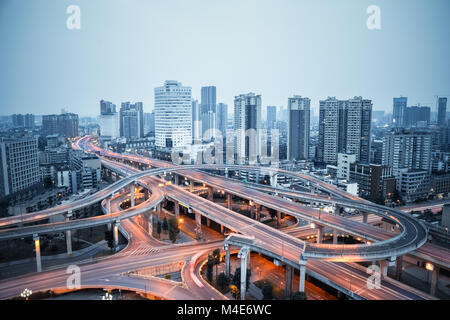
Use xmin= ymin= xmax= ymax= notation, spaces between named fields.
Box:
xmin=0 ymin=0 xmax=449 ymax=117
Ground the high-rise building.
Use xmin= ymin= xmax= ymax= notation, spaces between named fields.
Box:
xmin=404 ymin=105 xmax=430 ymax=127
xmin=393 ymin=97 xmax=407 ymax=127
xmin=120 ymin=102 xmax=144 ymax=139
xmin=438 ymin=97 xmax=448 ymax=126
xmin=144 ymin=112 xmax=155 ymax=136
xmin=216 ymin=103 xmax=228 ymax=138
xmin=42 ymin=113 xmax=79 ymax=138
xmin=318 ymin=97 xmax=372 ymax=165
xmin=267 ymin=106 xmax=277 ymax=129
xmin=234 ymin=93 xmax=261 ymax=164
xmin=200 ymin=86 xmax=217 ymax=141
xmin=192 ymin=99 xmax=201 ymax=143
xmin=382 ymin=129 xmax=432 ymax=196
xmin=0 ymin=136 xmax=40 ymax=198
xmin=100 ymin=100 xmax=116 ymax=115
xmin=24 ymin=114 xmax=34 ymax=128
xmin=287 ymin=96 xmax=310 ymax=161
xmin=155 ymin=80 xmax=192 ymax=148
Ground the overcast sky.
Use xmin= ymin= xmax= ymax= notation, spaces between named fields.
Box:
xmin=0 ymin=0 xmax=449 ymax=117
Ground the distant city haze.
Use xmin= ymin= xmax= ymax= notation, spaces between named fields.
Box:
xmin=0 ymin=0 xmax=449 ymax=116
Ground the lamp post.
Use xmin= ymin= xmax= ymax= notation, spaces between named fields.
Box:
xmin=20 ymin=288 xmax=32 ymax=300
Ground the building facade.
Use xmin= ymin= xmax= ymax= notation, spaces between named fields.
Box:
xmin=287 ymin=96 xmax=310 ymax=161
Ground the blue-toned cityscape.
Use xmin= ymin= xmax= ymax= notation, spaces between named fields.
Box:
xmin=0 ymin=0 xmax=449 ymax=306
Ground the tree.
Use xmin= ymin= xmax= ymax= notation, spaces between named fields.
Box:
xmin=162 ymin=217 xmax=168 ymax=231
xmin=206 ymin=256 xmax=214 ymax=282
xmin=168 ymin=217 xmax=180 ymax=243
xmin=292 ymin=291 xmax=307 ymax=300
xmin=212 ymin=249 xmax=221 ymax=277
xmin=229 ymin=285 xmax=240 ymax=300
xmin=232 ymin=268 xmax=252 ymax=290
xmin=216 ymin=272 xmax=228 ymax=290
xmin=262 ymin=284 xmax=273 ymax=300
xmin=156 ymin=220 xmax=162 ymax=235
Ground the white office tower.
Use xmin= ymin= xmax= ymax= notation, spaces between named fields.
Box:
xmin=99 ymin=113 xmax=120 ymax=139
xmin=155 ymin=80 xmax=192 ymax=148
xmin=192 ymin=99 xmax=201 ymax=143
xmin=234 ymin=93 xmax=262 ymax=164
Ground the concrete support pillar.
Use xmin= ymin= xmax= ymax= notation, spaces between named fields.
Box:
xmin=333 ymin=229 xmax=338 ymax=244
xmin=255 ymin=204 xmax=261 ymax=221
xmin=285 ymin=265 xmax=294 ymax=299
xmin=206 ymin=218 xmax=211 ymax=228
xmin=276 ymin=211 xmax=281 ymax=227
xmin=316 ymin=225 xmax=324 ymax=244
xmin=299 ymin=258 xmax=307 ymax=293
xmin=113 ymin=221 xmax=120 ymax=250
xmin=33 ymin=233 xmax=42 ymax=273
xmin=238 ymin=247 xmax=250 ymax=300
xmin=224 ymin=244 xmax=230 ymax=278
xmin=224 ymin=168 xmax=229 ymax=178
xmin=195 ymin=211 xmax=202 ymax=240
xmin=378 ymin=260 xmax=388 ymax=279
xmin=107 ymin=198 xmax=111 ymax=214
xmin=174 ymin=202 xmax=180 ymax=218
xmin=157 ymin=203 xmax=162 ymax=220
xmin=207 ymin=187 xmax=214 ymax=201
xmin=395 ymin=256 xmax=403 ymax=281
xmin=130 ymin=184 xmax=135 ymax=207
xmin=65 ymin=211 xmax=73 ymax=257
xmin=148 ymin=213 xmax=153 ymax=235
xmin=221 ymin=224 xmax=224 ymax=234
xmin=430 ymin=267 xmax=440 ymax=296
xmin=271 ymin=174 xmax=277 ymax=188
xmin=334 ymin=205 xmax=341 ymax=215
xmin=362 ymin=212 xmax=368 ymax=224
xmin=189 ymin=180 xmax=194 ymax=192
xmin=227 ymin=194 xmax=232 ymax=210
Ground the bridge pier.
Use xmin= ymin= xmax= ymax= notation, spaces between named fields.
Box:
xmin=430 ymin=266 xmax=440 ymax=296
xmin=378 ymin=260 xmax=388 ymax=279
xmin=224 ymin=243 xmax=230 ymax=278
xmin=130 ymin=183 xmax=135 ymax=207
xmin=333 ymin=229 xmax=338 ymax=244
xmin=395 ymin=256 xmax=403 ymax=281
xmin=276 ymin=211 xmax=281 ymax=227
xmin=362 ymin=212 xmax=368 ymax=224
xmin=207 ymin=187 xmax=214 ymax=201
xmin=157 ymin=203 xmax=162 ymax=220
xmin=174 ymin=174 xmax=179 ymax=186
xmin=285 ymin=265 xmax=294 ymax=299
xmin=227 ymin=194 xmax=232 ymax=210
xmin=33 ymin=233 xmax=42 ymax=273
xmin=255 ymin=204 xmax=261 ymax=221
xmin=270 ymin=173 xmax=277 ymax=188
xmin=65 ymin=211 xmax=73 ymax=257
xmin=299 ymin=258 xmax=307 ymax=293
xmin=238 ymin=247 xmax=250 ymax=300
xmin=174 ymin=202 xmax=180 ymax=218
xmin=189 ymin=180 xmax=194 ymax=192
xmin=195 ymin=211 xmax=203 ymax=240
xmin=316 ymin=225 xmax=324 ymax=244
xmin=113 ymin=221 xmax=120 ymax=251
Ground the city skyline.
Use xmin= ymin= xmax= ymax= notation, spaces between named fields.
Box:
xmin=1 ymin=0 xmax=450 ymax=116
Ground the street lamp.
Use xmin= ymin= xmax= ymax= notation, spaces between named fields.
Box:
xmin=20 ymin=288 xmax=32 ymax=300
xmin=102 ymin=292 xmax=113 ymax=300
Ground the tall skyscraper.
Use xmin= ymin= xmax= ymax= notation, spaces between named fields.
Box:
xmin=144 ymin=112 xmax=155 ymax=136
xmin=267 ymin=106 xmax=277 ymax=129
xmin=0 ymin=136 xmax=40 ymax=198
xmin=216 ymin=103 xmax=228 ymax=138
xmin=99 ymin=100 xmax=119 ymax=139
xmin=234 ymin=93 xmax=261 ymax=164
xmin=200 ymin=86 xmax=217 ymax=141
xmin=404 ymin=105 xmax=431 ymax=127
xmin=438 ymin=97 xmax=448 ymax=126
xmin=155 ymin=80 xmax=192 ymax=148
xmin=318 ymin=96 xmax=372 ymax=165
xmin=393 ymin=97 xmax=407 ymax=127
xmin=382 ymin=130 xmax=432 ymax=176
xmin=42 ymin=113 xmax=79 ymax=138
xmin=192 ymin=99 xmax=201 ymax=143
xmin=287 ymin=96 xmax=310 ymax=161
xmin=120 ymin=102 xmax=144 ymax=139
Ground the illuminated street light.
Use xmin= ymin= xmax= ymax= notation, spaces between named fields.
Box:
xmin=102 ymin=292 xmax=113 ymax=300
xmin=425 ymin=263 xmax=434 ymax=271
xmin=310 ymin=223 xmax=315 ymax=229
xmin=20 ymin=288 xmax=32 ymax=300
